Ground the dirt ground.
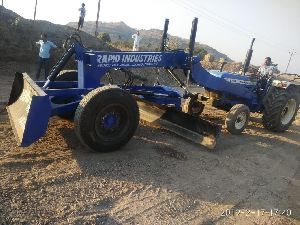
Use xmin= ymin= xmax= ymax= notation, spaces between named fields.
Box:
xmin=0 ymin=64 xmax=300 ymax=225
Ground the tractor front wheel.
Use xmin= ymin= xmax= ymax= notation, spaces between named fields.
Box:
xmin=262 ymin=87 xmax=299 ymax=132
xmin=225 ymin=104 xmax=250 ymax=135
xmin=74 ymin=85 xmax=139 ymax=152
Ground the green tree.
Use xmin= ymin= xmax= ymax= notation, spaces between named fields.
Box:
xmin=98 ymin=32 xmax=111 ymax=43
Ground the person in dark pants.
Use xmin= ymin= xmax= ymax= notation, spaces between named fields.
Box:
xmin=77 ymin=3 xmax=86 ymax=31
xmin=35 ymin=33 xmax=57 ymax=80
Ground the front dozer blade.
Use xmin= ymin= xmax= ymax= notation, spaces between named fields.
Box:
xmin=137 ymin=100 xmax=221 ymax=149
xmin=6 ymin=73 xmax=51 ymax=147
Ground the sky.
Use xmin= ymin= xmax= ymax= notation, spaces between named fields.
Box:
xmin=3 ymin=0 xmax=300 ymax=74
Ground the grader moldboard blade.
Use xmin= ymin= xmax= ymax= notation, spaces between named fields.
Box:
xmin=6 ymin=73 xmax=51 ymax=147
xmin=137 ymin=100 xmax=221 ymax=149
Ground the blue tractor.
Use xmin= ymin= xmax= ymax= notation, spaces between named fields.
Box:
xmin=6 ymin=18 xmax=300 ymax=151
xmin=192 ymin=37 xmax=300 ymax=135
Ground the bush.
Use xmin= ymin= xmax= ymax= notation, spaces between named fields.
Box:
xmin=97 ymin=32 xmax=111 ymax=43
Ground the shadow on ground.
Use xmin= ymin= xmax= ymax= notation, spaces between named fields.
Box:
xmin=0 ymin=111 xmax=299 ymax=224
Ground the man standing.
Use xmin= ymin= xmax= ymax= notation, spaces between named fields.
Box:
xmin=77 ymin=3 xmax=86 ymax=31
xmin=35 ymin=33 xmax=57 ymax=80
xmin=132 ymin=31 xmax=142 ymax=51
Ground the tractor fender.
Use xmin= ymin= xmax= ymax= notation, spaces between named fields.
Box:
xmin=272 ymin=80 xmax=300 ymax=103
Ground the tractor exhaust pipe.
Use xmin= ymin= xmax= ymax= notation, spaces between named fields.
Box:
xmin=161 ymin=19 xmax=169 ymax=52
xmin=242 ymin=38 xmax=255 ymax=75
xmin=186 ymin=17 xmax=198 ymax=87
xmin=188 ymin=17 xmax=198 ymax=59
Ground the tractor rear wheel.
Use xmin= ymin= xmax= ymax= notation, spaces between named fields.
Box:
xmin=225 ymin=104 xmax=250 ymax=135
xmin=74 ymin=85 xmax=139 ymax=152
xmin=262 ymin=87 xmax=299 ymax=132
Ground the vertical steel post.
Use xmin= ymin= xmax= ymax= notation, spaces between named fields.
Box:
xmin=188 ymin=17 xmax=198 ymax=59
xmin=186 ymin=17 xmax=198 ymax=86
xmin=242 ymin=38 xmax=255 ymax=74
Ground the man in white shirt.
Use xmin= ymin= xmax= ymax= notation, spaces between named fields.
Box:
xmin=77 ymin=3 xmax=86 ymax=31
xmin=35 ymin=33 xmax=57 ymax=80
xmin=132 ymin=31 xmax=142 ymax=51
xmin=258 ymin=57 xmax=277 ymax=76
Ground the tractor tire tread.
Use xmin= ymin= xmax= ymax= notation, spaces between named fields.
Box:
xmin=262 ymin=87 xmax=299 ymax=132
xmin=74 ymin=85 xmax=139 ymax=152
xmin=226 ymin=104 xmax=250 ymax=135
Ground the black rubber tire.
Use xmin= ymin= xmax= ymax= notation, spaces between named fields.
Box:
xmin=74 ymin=85 xmax=139 ymax=152
xmin=262 ymin=87 xmax=299 ymax=132
xmin=55 ymin=70 xmax=78 ymax=119
xmin=225 ymin=104 xmax=250 ymax=135
xmin=55 ymin=70 xmax=78 ymax=81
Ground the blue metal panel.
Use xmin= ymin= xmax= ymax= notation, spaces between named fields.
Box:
xmin=125 ymin=85 xmax=182 ymax=109
xmin=78 ymin=59 xmax=109 ymax=89
xmin=36 ymin=81 xmax=78 ymax=89
xmin=76 ymin=50 xmax=188 ymax=89
xmin=126 ymin=85 xmax=181 ymax=97
xmin=50 ymin=100 xmax=80 ymax=116
xmin=6 ymin=73 xmax=52 ymax=147
xmin=213 ymin=94 xmax=260 ymax=112
xmin=72 ymin=44 xmax=190 ymax=89
xmin=85 ymin=51 xmax=188 ymax=69
xmin=21 ymin=95 xmax=51 ymax=146
xmin=141 ymin=96 xmax=181 ymax=109
xmin=74 ymin=44 xmax=86 ymax=61
xmin=191 ymin=63 xmax=257 ymax=100
xmin=44 ymin=88 xmax=90 ymax=96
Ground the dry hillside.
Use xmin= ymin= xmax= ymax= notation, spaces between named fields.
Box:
xmin=0 ymin=6 xmax=113 ymax=66
xmin=67 ymin=21 xmax=232 ymax=61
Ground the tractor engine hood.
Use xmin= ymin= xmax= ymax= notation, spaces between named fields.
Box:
xmin=191 ymin=62 xmax=257 ymax=100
